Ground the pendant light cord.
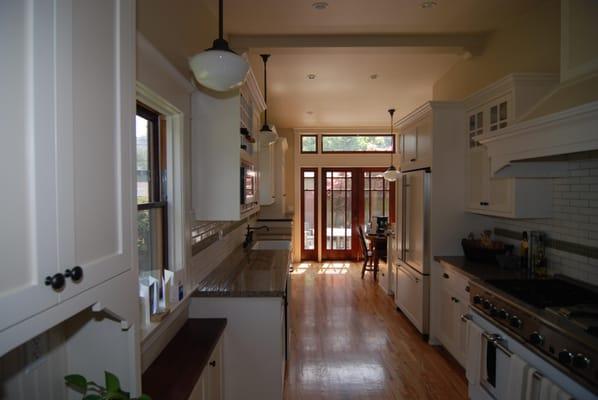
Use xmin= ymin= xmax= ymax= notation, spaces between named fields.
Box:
xmin=261 ymin=54 xmax=271 ymax=126
xmin=388 ymin=108 xmax=396 ymax=165
xmin=218 ymin=0 xmax=224 ymax=39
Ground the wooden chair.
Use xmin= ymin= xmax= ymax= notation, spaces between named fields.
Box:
xmin=358 ymin=226 xmax=376 ymax=279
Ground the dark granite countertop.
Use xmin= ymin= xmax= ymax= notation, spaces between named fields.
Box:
xmin=193 ymin=245 xmax=291 ymax=297
xmin=435 ymin=256 xmax=598 ymax=358
xmin=434 ymin=256 xmax=529 ymax=281
xmin=142 ymin=318 xmax=226 ymax=400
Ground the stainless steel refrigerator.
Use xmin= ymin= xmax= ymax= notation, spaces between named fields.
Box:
xmin=393 ymin=168 xmax=431 ymax=337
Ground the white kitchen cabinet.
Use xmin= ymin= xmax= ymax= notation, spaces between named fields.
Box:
xmin=259 ymin=141 xmax=275 ymax=205
xmin=259 ymin=137 xmax=289 ymax=217
xmin=436 ymin=262 xmax=470 ymax=366
xmin=1 ymin=0 xmax=135 ymax=336
xmin=191 ymin=70 xmax=266 ymax=221
xmin=188 ymin=336 xmax=223 ymax=400
xmin=398 ymin=112 xmax=432 ymax=171
xmin=465 ymin=74 xmax=558 ymax=218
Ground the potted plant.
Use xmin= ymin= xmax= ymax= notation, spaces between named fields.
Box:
xmin=65 ymin=371 xmax=151 ymax=400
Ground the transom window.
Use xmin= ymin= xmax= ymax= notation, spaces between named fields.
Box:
xmin=321 ymin=134 xmax=394 ymax=153
xmin=301 ymin=135 xmax=318 ymax=153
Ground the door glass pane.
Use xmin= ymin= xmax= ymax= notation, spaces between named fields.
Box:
xmin=303 ymin=191 xmax=315 ymax=250
xmin=325 ymin=170 xmax=353 ymax=251
xmin=332 ymin=193 xmax=345 ymax=249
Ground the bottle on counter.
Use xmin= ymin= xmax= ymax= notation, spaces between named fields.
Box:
xmin=520 ymin=231 xmax=529 ymax=274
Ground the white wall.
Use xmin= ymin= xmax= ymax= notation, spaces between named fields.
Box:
xmin=482 ymin=151 xmax=598 ymax=285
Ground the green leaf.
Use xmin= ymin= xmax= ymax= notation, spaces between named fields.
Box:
xmin=104 ymin=371 xmax=121 ymax=393
xmin=106 ymin=392 xmax=128 ymax=400
xmin=136 ymin=395 xmax=152 ymax=400
xmin=83 ymin=395 xmax=103 ymax=400
xmin=64 ymin=374 xmax=87 ymax=391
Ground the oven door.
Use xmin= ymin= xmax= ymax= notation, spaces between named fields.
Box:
xmin=467 ymin=311 xmax=512 ymax=400
xmin=466 ymin=309 xmax=596 ymax=400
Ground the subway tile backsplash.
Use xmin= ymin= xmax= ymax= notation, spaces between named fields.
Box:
xmin=487 ymin=150 xmax=598 ymax=286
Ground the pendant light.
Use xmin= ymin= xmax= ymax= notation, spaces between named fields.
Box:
xmin=383 ymin=108 xmax=400 ymax=182
xmin=260 ymin=54 xmax=278 ymax=144
xmin=189 ymin=0 xmax=249 ymax=92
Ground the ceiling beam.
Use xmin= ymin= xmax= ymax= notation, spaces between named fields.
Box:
xmin=229 ymin=33 xmax=488 ymax=55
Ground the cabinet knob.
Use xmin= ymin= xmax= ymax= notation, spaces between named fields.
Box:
xmin=45 ymin=273 xmax=65 ymax=291
xmin=442 ymin=273 xmax=449 ymax=279
xmin=209 ymin=360 xmax=216 ymax=367
xmin=410 ymin=158 xmax=416 ymax=162
xmin=64 ymin=266 xmax=83 ymax=282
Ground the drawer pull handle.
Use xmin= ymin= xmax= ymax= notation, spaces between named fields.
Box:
xmin=209 ymin=360 xmax=216 ymax=367
xmin=64 ymin=266 xmax=83 ymax=282
xmin=45 ymin=273 xmax=65 ymax=291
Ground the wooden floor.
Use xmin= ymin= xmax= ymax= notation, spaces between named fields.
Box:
xmin=284 ymin=261 xmax=467 ymax=400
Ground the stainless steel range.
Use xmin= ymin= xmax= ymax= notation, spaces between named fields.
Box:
xmin=469 ymin=275 xmax=598 ymax=396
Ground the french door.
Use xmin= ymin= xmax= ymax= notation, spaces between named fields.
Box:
xmin=321 ymin=169 xmax=359 ymax=260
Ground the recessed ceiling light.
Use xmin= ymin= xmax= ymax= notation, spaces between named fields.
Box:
xmin=312 ymin=2 xmax=329 ymax=10
xmin=307 ymin=73 xmax=317 ymax=80
xmin=370 ymin=73 xmax=379 ymax=80
xmin=421 ymin=1 xmax=437 ymax=8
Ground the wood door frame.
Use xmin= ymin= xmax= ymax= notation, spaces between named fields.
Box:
xmin=358 ymin=168 xmax=396 ymax=227
xmin=300 ymin=168 xmax=318 ymax=260
xmin=321 ymin=168 xmax=360 ymax=260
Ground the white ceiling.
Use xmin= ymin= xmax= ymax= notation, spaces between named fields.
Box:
xmin=202 ymin=0 xmax=542 ymax=35
xmin=139 ymin=0 xmax=543 ymax=129
xmin=248 ymin=47 xmax=459 ymax=128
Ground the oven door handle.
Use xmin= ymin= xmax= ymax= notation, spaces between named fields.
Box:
xmin=482 ymin=332 xmax=513 ymax=358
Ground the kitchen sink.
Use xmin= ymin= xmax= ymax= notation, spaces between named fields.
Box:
xmin=251 ymin=240 xmax=292 ymax=250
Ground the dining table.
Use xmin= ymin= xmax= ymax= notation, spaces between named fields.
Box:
xmin=365 ymin=230 xmax=389 ymax=277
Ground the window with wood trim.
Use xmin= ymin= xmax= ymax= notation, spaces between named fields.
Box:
xmin=301 ymin=135 xmax=318 ymax=153
xmin=363 ymin=171 xmax=393 ymax=224
xmin=321 ymin=134 xmax=395 ymax=153
xmin=136 ymin=103 xmax=168 ymax=277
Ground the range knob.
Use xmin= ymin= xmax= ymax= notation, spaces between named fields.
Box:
xmin=529 ymin=332 xmax=544 ymax=346
xmin=558 ymin=350 xmax=573 ymax=365
xmin=572 ymin=354 xmax=591 ymax=369
xmin=473 ymin=295 xmax=482 ymax=305
xmin=509 ymin=316 xmax=523 ymax=328
xmin=498 ymin=309 xmax=509 ymax=319
xmin=483 ymin=300 xmax=492 ymax=310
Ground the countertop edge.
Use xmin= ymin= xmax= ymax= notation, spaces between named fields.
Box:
xmin=142 ymin=318 xmax=227 ymax=400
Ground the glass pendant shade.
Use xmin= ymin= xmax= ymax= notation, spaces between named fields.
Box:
xmin=189 ymin=43 xmax=249 ymax=92
xmin=189 ymin=0 xmax=249 ymax=92
xmin=383 ymin=165 xmax=400 ymax=182
xmin=260 ymin=124 xmax=279 ymax=144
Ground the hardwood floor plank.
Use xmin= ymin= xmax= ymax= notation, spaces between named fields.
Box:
xmin=284 ymin=262 xmax=467 ymax=400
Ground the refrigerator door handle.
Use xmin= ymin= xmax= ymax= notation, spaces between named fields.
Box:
xmin=398 ymin=263 xmax=420 ymax=283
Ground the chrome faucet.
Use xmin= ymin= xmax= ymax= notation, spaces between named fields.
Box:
xmin=244 ymin=225 xmax=270 ymax=248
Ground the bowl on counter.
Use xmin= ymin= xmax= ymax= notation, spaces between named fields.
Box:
xmin=461 ymin=239 xmax=514 ymax=264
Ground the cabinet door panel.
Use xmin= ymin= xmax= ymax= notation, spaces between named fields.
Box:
xmin=58 ymin=0 xmax=134 ymax=301
xmin=467 ymin=147 xmax=489 ymax=210
xmin=488 ymin=178 xmax=513 ymax=214
xmin=205 ymin=339 xmax=223 ymax=400
xmin=0 ymin=0 xmax=60 ymax=334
